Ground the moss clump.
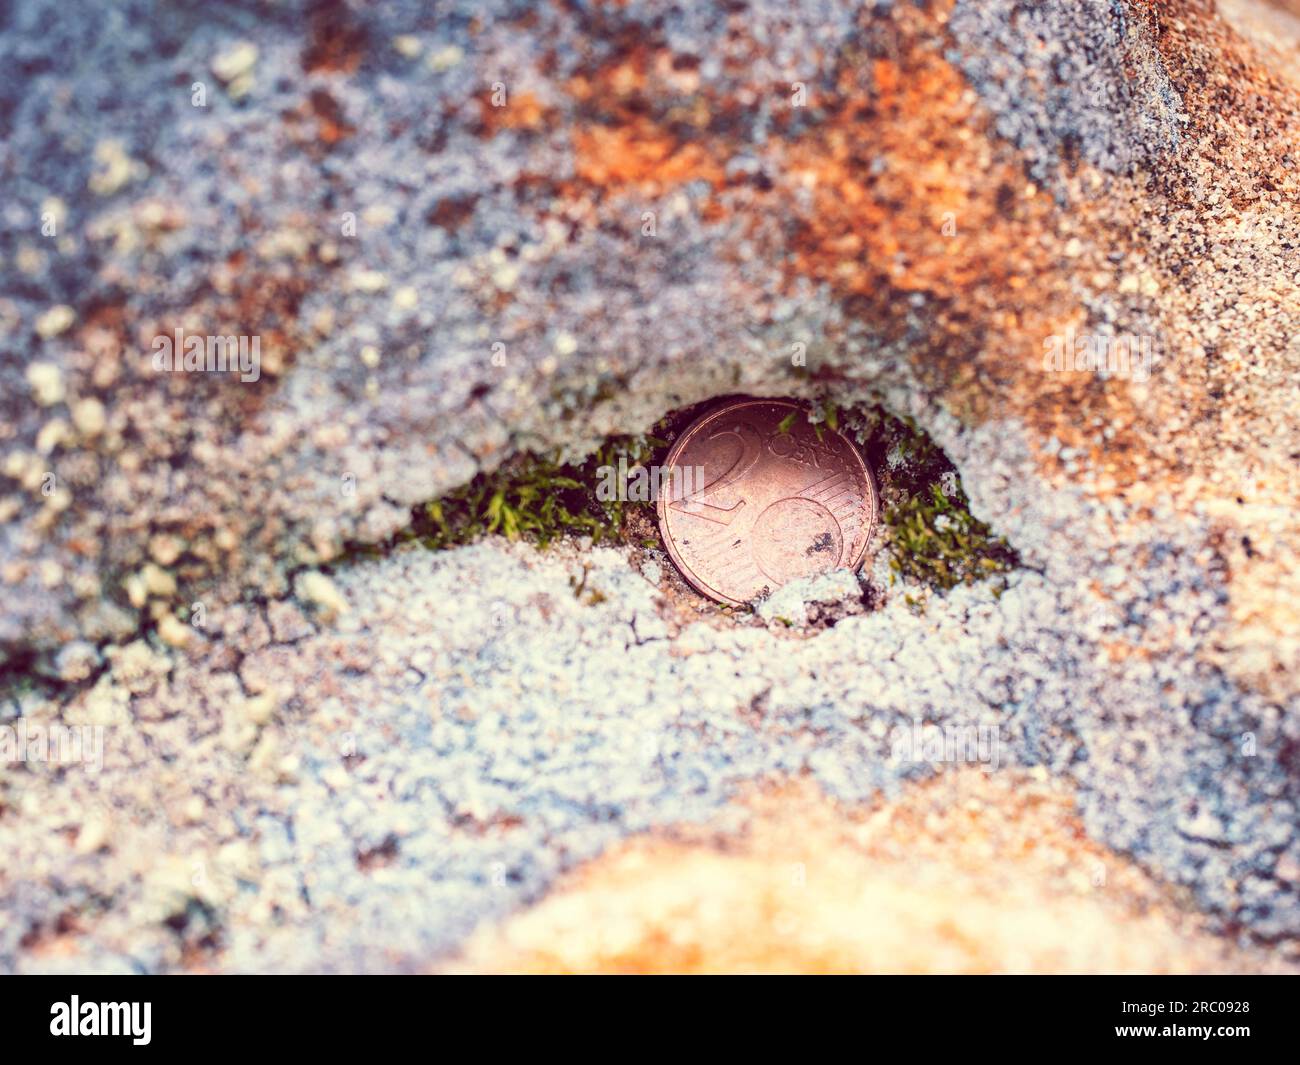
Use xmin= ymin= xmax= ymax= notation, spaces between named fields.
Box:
xmin=397 ymin=435 xmax=665 ymax=552
xmin=886 ymin=481 xmax=1016 ymax=590
xmin=844 ymin=405 xmax=1019 ymax=595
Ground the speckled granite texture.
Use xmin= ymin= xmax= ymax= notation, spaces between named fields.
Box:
xmin=1 ymin=0 xmax=1298 ymax=972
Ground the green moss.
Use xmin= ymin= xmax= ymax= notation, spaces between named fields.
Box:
xmin=568 ymin=562 xmax=609 ymax=605
xmin=885 ymin=481 xmax=1016 ymax=591
xmin=843 ymin=405 xmax=1018 ymax=597
xmin=379 ymin=434 xmax=665 ymax=554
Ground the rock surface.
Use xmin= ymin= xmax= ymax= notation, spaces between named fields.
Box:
xmin=1 ymin=0 xmax=1299 ymax=971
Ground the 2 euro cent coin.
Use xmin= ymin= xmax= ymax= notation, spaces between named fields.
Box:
xmin=655 ymin=399 xmax=879 ymax=605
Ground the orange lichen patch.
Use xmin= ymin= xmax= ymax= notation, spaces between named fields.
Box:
xmin=777 ymin=47 xmax=1050 ymax=299
xmin=573 ymin=122 xmax=726 ymax=192
xmin=756 ymin=3 xmax=1105 ymax=443
xmin=301 ymin=0 xmax=369 ymax=75
xmin=307 ymin=88 xmax=354 ymax=146
xmin=549 ymin=3 xmax=1140 ymax=439
xmin=567 ymin=52 xmax=649 ymax=104
xmin=478 ymin=91 xmax=553 ymax=136
xmin=1201 ymin=484 xmax=1300 ymax=701
xmin=564 ymin=46 xmax=726 ymax=195
xmin=283 ymin=89 xmax=355 ymax=154
xmin=451 ymin=772 xmax=1289 ymax=974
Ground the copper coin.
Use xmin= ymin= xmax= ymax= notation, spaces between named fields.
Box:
xmin=656 ymin=399 xmax=878 ymax=605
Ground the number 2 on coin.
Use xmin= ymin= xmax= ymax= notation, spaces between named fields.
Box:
xmin=668 ymin=422 xmax=762 ymax=526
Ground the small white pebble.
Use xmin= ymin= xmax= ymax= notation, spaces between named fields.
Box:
xmin=141 ymin=563 xmax=177 ymax=598
xmin=298 ymin=570 xmax=350 ymax=619
xmin=75 ymin=814 xmax=112 ymax=856
xmin=243 ymin=692 xmax=278 ymax=726
xmin=392 ymin=35 xmax=422 ymax=58
xmin=350 ymin=269 xmax=388 ymax=293
xmin=26 ymin=362 xmax=65 ymax=405
xmin=35 ymin=305 xmax=75 ymax=339
xmin=212 ymin=41 xmax=258 ymax=83
xmin=71 ymin=396 xmax=106 ymax=436
xmin=156 ymin=613 xmax=191 ymax=648
xmin=428 ymin=44 xmax=464 ymax=72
